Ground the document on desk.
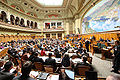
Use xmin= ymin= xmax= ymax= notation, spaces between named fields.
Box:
xmin=30 ymin=71 xmax=39 ymax=77
xmin=38 ymin=72 xmax=49 ymax=80
xmin=46 ymin=74 xmax=59 ymax=80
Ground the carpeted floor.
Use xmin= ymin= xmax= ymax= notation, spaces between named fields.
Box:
xmin=91 ymin=53 xmax=117 ymax=78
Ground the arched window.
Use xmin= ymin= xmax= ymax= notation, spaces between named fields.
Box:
xmin=34 ymin=22 xmax=37 ymax=29
xmin=30 ymin=21 xmax=33 ymax=28
xmin=27 ymin=20 xmax=30 ymax=27
xmin=10 ymin=15 xmax=15 ymax=25
xmin=20 ymin=18 xmax=25 ymax=27
xmin=15 ymin=17 xmax=19 ymax=25
xmin=0 ymin=11 xmax=8 ymax=23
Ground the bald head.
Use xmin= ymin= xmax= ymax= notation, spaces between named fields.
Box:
xmin=106 ymin=74 xmax=120 ymax=80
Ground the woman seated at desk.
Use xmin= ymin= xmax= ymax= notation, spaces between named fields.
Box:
xmin=61 ymin=54 xmax=72 ymax=67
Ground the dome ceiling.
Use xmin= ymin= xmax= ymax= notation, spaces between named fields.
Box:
xmin=1 ymin=0 xmax=92 ymax=19
xmin=35 ymin=0 xmax=64 ymax=6
xmin=29 ymin=0 xmax=69 ymax=8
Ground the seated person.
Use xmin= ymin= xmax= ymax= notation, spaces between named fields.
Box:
xmin=106 ymin=74 xmax=120 ymax=80
xmin=74 ymin=56 xmax=93 ymax=75
xmin=45 ymin=53 xmax=56 ymax=66
xmin=45 ymin=53 xmax=56 ymax=70
xmin=54 ymin=48 xmax=61 ymax=58
xmin=75 ymin=51 xmax=81 ymax=58
xmin=29 ymin=51 xmax=35 ymax=62
xmin=0 ymin=45 xmax=4 ymax=49
xmin=13 ymin=61 xmax=35 ymax=80
xmin=32 ymin=53 xmax=44 ymax=64
xmin=97 ymin=41 xmax=101 ymax=49
xmin=61 ymin=54 xmax=71 ymax=67
xmin=101 ymin=42 xmax=106 ymax=48
xmin=0 ymin=61 xmax=17 ymax=80
xmin=81 ymin=49 xmax=89 ymax=58
xmin=74 ymin=45 xmax=78 ymax=50
xmin=40 ymin=48 xmax=46 ymax=56
xmin=21 ymin=51 xmax=29 ymax=61
xmin=110 ymin=38 xmax=114 ymax=44
xmin=78 ymin=46 xmax=83 ymax=54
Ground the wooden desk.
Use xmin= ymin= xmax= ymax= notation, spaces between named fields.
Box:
xmin=101 ymin=48 xmax=112 ymax=60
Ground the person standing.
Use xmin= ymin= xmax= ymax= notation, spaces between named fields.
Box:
xmin=85 ymin=38 xmax=90 ymax=52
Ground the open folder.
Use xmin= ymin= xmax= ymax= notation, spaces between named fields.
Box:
xmin=38 ymin=72 xmax=49 ymax=80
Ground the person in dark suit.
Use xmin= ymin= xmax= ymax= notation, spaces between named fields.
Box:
xmin=45 ymin=53 xmax=56 ymax=71
xmin=0 ymin=61 xmax=17 ymax=80
xmin=45 ymin=53 xmax=56 ymax=66
xmin=111 ymin=40 xmax=120 ymax=73
xmin=33 ymin=53 xmax=44 ymax=64
xmin=61 ymin=54 xmax=70 ymax=67
xmin=85 ymin=39 xmax=90 ymax=52
xmin=54 ymin=48 xmax=61 ymax=58
xmin=13 ymin=61 xmax=35 ymax=80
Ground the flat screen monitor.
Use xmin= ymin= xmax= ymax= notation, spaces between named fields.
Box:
xmin=65 ymin=69 xmax=74 ymax=80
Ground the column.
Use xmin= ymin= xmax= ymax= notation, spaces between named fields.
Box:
xmin=50 ymin=33 xmax=52 ymax=38
xmin=62 ymin=33 xmax=64 ymax=40
xmin=66 ymin=21 xmax=69 ymax=34
xmin=72 ymin=21 xmax=75 ymax=34
xmin=44 ymin=34 xmax=46 ymax=38
xmin=79 ymin=16 xmax=83 ymax=34
xmin=56 ymin=33 xmax=58 ymax=39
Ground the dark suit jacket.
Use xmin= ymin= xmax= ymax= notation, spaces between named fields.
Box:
xmin=33 ymin=57 xmax=44 ymax=64
xmin=85 ymin=41 xmax=90 ymax=47
xmin=45 ymin=58 xmax=56 ymax=66
xmin=0 ymin=71 xmax=15 ymax=80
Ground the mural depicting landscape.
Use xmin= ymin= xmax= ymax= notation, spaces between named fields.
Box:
xmin=82 ymin=0 xmax=120 ymax=34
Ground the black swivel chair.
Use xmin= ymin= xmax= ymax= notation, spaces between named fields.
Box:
xmin=85 ymin=71 xmax=97 ymax=80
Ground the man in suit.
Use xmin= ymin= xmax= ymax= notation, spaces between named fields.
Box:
xmin=85 ymin=38 xmax=90 ymax=52
xmin=45 ymin=53 xmax=56 ymax=71
xmin=33 ymin=53 xmax=44 ymax=64
xmin=13 ymin=61 xmax=35 ymax=80
xmin=54 ymin=47 xmax=61 ymax=58
xmin=0 ymin=61 xmax=17 ymax=80
xmin=45 ymin=53 xmax=56 ymax=66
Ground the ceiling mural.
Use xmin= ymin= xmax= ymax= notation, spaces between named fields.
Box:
xmin=82 ymin=0 xmax=120 ymax=34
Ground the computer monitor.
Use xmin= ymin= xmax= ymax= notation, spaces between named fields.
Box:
xmin=65 ymin=69 xmax=74 ymax=80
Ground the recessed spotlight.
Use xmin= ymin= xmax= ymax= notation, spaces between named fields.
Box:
xmin=24 ymin=3 xmax=27 ymax=5
xmin=36 ymin=9 xmax=39 ymax=11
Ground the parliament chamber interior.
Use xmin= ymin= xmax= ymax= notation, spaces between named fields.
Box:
xmin=0 ymin=0 xmax=120 ymax=80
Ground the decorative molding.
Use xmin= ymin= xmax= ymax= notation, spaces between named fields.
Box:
xmin=0 ymin=21 xmax=41 ymax=33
